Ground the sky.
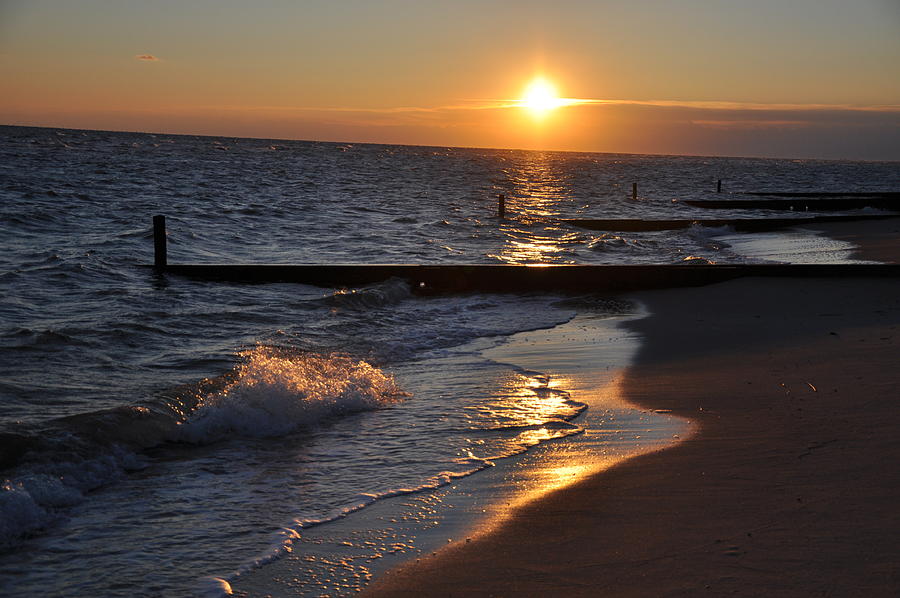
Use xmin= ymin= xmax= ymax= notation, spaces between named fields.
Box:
xmin=1 ymin=0 xmax=899 ymax=159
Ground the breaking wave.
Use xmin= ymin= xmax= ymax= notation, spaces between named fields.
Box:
xmin=0 ymin=347 xmax=406 ymax=548
xmin=180 ymin=346 xmax=406 ymax=442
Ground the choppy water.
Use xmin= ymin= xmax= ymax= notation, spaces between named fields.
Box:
xmin=1 ymin=125 xmax=897 ymax=596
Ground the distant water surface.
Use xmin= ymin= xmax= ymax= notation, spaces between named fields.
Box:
xmin=1 ymin=125 xmax=897 ymax=596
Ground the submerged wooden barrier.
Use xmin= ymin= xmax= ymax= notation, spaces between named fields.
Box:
xmin=684 ymin=195 xmax=900 ymax=211
xmin=562 ymin=214 xmax=900 ymax=233
xmin=739 ymin=192 xmax=900 ymax=198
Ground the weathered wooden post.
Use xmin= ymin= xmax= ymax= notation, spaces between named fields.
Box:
xmin=632 ymin=182 xmax=637 ymax=201
xmin=153 ymin=215 xmax=167 ymax=269
xmin=498 ymin=194 xmax=506 ymax=218
xmin=717 ymin=179 xmax=722 ymax=193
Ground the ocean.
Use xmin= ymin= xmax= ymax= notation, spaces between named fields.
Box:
xmin=1 ymin=125 xmax=897 ymax=596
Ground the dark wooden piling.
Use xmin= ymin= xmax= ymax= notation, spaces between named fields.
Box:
xmin=498 ymin=194 xmax=506 ymax=218
xmin=717 ymin=179 xmax=722 ymax=193
xmin=632 ymin=183 xmax=638 ymax=201
xmin=153 ymin=215 xmax=167 ymax=269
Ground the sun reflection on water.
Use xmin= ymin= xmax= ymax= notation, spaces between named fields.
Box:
xmin=490 ymin=152 xmax=585 ymax=264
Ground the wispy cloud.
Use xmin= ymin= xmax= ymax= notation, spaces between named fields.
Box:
xmin=691 ymin=119 xmax=813 ymax=130
xmin=121 ymin=94 xmax=886 ymax=149
xmin=201 ymin=98 xmax=900 ymax=116
xmin=135 ymin=54 xmax=159 ymax=62
xmin=568 ymin=99 xmax=900 ymax=113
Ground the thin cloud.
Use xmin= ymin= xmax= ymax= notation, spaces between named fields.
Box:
xmin=135 ymin=54 xmax=159 ymax=62
xmin=691 ymin=119 xmax=813 ymax=130
xmin=179 ymin=98 xmax=900 ymax=136
xmin=573 ymin=99 xmax=900 ymax=113
xmin=212 ymin=98 xmax=900 ymax=115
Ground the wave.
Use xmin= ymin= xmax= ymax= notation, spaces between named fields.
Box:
xmin=204 ymin=366 xmax=590 ymax=597
xmin=587 ymin=233 xmax=654 ymax=252
xmin=179 ymin=346 xmax=406 ymax=443
xmin=685 ymin=222 xmax=734 ymax=252
xmin=321 ymin=277 xmax=412 ymax=310
xmin=203 ymin=457 xmax=496 ymax=598
xmin=0 ymin=442 xmax=146 ymax=550
xmin=0 ymin=346 xmax=405 ymax=549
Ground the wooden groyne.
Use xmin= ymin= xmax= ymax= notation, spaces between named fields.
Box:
xmin=146 ymin=263 xmax=900 ymax=294
xmin=562 ymin=214 xmax=899 ymax=233
xmin=739 ymin=192 xmax=900 ymax=198
xmin=684 ymin=196 xmax=900 ymax=211
xmin=147 ymin=215 xmax=900 ymax=295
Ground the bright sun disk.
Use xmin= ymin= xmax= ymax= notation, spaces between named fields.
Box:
xmin=521 ymin=78 xmax=563 ymax=115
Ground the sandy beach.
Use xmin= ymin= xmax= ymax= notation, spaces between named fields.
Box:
xmin=365 ymin=220 xmax=900 ymax=597
xmin=5 ymin=3 xmax=898 ymax=591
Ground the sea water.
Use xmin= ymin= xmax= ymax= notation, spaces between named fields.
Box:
xmin=1 ymin=125 xmax=897 ymax=596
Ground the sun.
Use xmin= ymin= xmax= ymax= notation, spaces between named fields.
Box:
xmin=520 ymin=78 xmax=564 ymax=116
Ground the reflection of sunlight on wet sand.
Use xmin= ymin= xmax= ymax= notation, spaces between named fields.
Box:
xmin=467 ymin=314 xmax=693 ymax=540
xmin=497 ymin=373 xmax=574 ymax=428
xmin=232 ymin=314 xmax=692 ymax=596
xmin=469 ymin=378 xmax=633 ymax=539
xmin=466 ymin=370 xmax=584 ymax=452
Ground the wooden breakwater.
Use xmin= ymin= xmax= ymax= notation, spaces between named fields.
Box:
xmin=739 ymin=192 xmax=900 ymax=198
xmin=683 ymin=195 xmax=900 ymax=211
xmin=145 ymin=263 xmax=900 ymax=294
xmin=562 ymin=214 xmax=900 ymax=233
xmin=147 ymin=215 xmax=899 ymax=294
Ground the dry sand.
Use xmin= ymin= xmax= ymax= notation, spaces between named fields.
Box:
xmin=365 ymin=222 xmax=900 ymax=597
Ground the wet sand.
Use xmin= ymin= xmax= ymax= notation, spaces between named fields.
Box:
xmin=232 ymin=311 xmax=687 ymax=597
xmin=365 ymin=221 xmax=900 ymax=597
xmin=811 ymin=217 xmax=900 ymax=264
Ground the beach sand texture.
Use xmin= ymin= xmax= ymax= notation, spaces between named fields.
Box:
xmin=366 ymin=222 xmax=900 ymax=597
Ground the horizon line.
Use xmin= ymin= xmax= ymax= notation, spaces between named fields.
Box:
xmin=3 ymin=122 xmax=898 ymax=164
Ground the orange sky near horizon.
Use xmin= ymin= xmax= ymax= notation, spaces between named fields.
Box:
xmin=1 ymin=0 xmax=899 ymax=159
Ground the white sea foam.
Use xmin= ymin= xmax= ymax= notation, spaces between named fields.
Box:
xmin=179 ymin=347 xmax=406 ymax=443
xmin=712 ymin=228 xmax=878 ymax=264
xmin=14 ymin=474 xmax=83 ymax=508
xmin=210 ymin=461 xmax=495 ymax=598
xmin=197 ymin=576 xmax=234 ymax=597
xmin=0 ymin=481 xmax=50 ymax=544
xmin=0 ymin=448 xmax=146 ymax=548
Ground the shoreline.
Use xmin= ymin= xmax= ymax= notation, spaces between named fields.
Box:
xmin=232 ymin=310 xmax=686 ymax=597
xmin=364 ymin=221 xmax=900 ymax=597
xmin=810 ymin=217 xmax=900 ymax=264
